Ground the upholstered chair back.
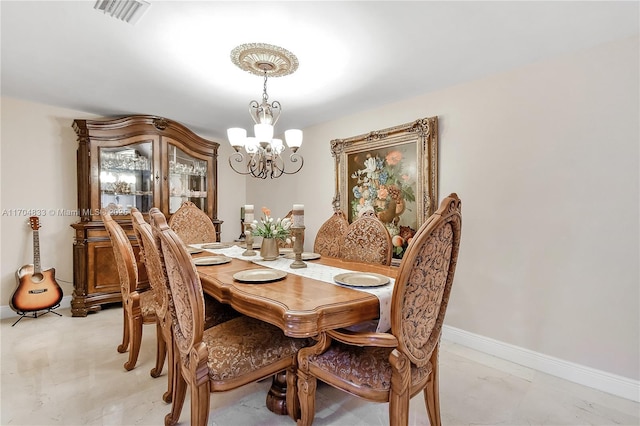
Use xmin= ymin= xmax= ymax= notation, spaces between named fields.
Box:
xmin=341 ymin=209 xmax=393 ymax=265
xmin=168 ymin=201 xmax=217 ymax=244
xmin=313 ymin=210 xmax=349 ymax=258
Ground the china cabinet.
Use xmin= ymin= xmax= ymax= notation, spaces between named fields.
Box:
xmin=71 ymin=115 xmax=221 ymax=317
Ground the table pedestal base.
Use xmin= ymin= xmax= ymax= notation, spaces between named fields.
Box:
xmin=266 ymin=371 xmax=288 ymax=415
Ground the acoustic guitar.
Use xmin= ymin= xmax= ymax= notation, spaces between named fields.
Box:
xmin=10 ymin=217 xmax=63 ymax=313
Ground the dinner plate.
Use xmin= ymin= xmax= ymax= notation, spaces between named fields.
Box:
xmin=233 ymin=269 xmax=287 ymax=283
xmin=334 ymin=272 xmax=390 ymax=287
xmin=283 ymin=252 xmax=321 ymax=261
xmin=202 ymin=242 xmax=231 ymax=249
xmin=186 ymin=246 xmax=203 ymax=255
xmin=279 ymin=248 xmax=294 ymax=255
xmin=193 ymin=256 xmax=232 ymax=266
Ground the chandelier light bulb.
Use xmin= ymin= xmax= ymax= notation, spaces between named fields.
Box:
xmin=284 ymin=129 xmax=303 ymax=150
xmin=227 ymin=128 xmax=247 ymax=149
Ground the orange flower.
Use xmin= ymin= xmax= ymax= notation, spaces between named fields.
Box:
xmin=261 ymin=206 xmax=271 ymax=216
xmin=385 ymin=150 xmax=403 ymax=166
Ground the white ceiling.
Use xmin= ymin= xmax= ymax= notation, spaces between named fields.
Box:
xmin=1 ymin=1 xmax=638 ymax=140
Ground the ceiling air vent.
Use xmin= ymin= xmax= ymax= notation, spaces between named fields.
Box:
xmin=94 ymin=0 xmax=150 ymax=25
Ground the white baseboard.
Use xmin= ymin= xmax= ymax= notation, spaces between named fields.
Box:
xmin=1 ymin=295 xmax=72 ymax=320
xmin=442 ymin=325 xmax=640 ymax=403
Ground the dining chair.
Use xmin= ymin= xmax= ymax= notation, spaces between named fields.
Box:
xmin=168 ymin=200 xmax=217 ymax=244
xmin=296 ymin=193 xmax=462 ymax=426
xmin=149 ymin=209 xmax=309 ymax=426
xmin=340 ymin=209 xmax=393 ymax=265
xmin=313 ymin=210 xmax=349 ymax=258
xmin=101 ymin=210 xmax=163 ymax=374
xmin=132 ymin=207 xmax=242 ymax=402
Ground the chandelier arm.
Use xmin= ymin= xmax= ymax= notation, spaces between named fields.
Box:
xmin=269 ymin=101 xmax=281 ymax=126
xmin=229 ymin=152 xmax=255 ymax=176
xmin=279 ymin=152 xmax=304 ymax=175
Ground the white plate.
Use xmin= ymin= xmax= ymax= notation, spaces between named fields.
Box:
xmin=193 ymin=256 xmax=232 ymax=266
xmin=279 ymin=248 xmax=294 ymax=255
xmin=283 ymin=252 xmax=321 ymax=261
xmin=202 ymin=242 xmax=231 ymax=249
xmin=186 ymin=247 xmax=203 ymax=254
xmin=334 ymin=272 xmax=390 ymax=288
xmin=233 ymin=269 xmax=287 ymax=283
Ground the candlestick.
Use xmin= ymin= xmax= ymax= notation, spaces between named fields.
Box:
xmin=289 ymin=225 xmax=307 ymax=269
xmin=237 ymin=206 xmax=247 ymax=241
xmin=244 ymin=204 xmax=254 ymax=223
xmin=242 ymin=222 xmax=256 ymax=256
xmin=292 ymin=204 xmax=304 ymax=227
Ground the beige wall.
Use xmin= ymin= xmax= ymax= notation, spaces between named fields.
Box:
xmin=248 ymin=35 xmax=639 ymax=379
xmin=2 ymin=35 xmax=637 ymax=381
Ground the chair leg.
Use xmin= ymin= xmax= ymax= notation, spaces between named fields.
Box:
xmin=123 ymin=313 xmax=143 ymax=371
xmin=389 ymin=351 xmax=411 ymax=426
xmin=162 ymin=331 xmax=175 ymax=403
xmin=286 ymin=366 xmax=300 ymax=421
xmin=389 ymin=389 xmax=410 ymax=426
xmin=165 ymin=369 xmax=187 ymax=426
xmin=424 ymin=348 xmax=441 ymax=426
xmin=296 ymin=369 xmax=317 ymax=426
xmin=150 ymin=320 xmax=166 ymax=378
xmin=117 ymin=308 xmax=129 ymax=353
xmin=190 ymin=380 xmax=211 ymax=426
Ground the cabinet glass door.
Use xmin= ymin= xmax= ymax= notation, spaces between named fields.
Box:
xmin=168 ymin=145 xmax=208 ymax=214
xmin=99 ymin=142 xmax=153 ymax=213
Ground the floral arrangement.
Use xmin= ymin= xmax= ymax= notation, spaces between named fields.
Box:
xmin=350 ymin=150 xmax=415 ymax=222
xmin=250 ymin=207 xmax=292 ymax=243
xmin=350 ymin=150 xmax=417 ymax=259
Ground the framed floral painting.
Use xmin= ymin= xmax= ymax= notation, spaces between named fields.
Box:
xmin=331 ymin=116 xmax=438 ymax=260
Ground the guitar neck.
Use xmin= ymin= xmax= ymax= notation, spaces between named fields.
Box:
xmin=33 ymin=230 xmax=41 ymax=274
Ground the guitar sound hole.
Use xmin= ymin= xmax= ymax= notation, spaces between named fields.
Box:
xmin=30 ymin=273 xmax=45 ymax=283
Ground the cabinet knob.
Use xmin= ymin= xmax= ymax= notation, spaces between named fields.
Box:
xmin=155 ymin=171 xmax=160 ymax=181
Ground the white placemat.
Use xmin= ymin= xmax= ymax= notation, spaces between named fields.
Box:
xmin=190 ymin=243 xmax=393 ymax=332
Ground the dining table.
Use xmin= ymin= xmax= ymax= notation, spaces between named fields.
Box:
xmin=190 ymin=243 xmax=398 ymax=416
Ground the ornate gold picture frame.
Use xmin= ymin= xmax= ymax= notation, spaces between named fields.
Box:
xmin=331 ymin=116 xmax=438 ymax=259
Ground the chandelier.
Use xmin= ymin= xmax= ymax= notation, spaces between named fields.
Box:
xmin=227 ymin=43 xmax=303 ymax=179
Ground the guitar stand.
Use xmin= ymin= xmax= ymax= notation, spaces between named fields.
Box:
xmin=12 ymin=304 xmax=62 ymax=327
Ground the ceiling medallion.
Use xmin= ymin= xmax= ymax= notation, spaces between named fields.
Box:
xmin=230 ymin=43 xmax=299 ymax=77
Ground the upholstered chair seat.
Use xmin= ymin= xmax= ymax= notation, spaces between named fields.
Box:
xmin=305 ymin=341 xmax=433 ymax=398
xmin=201 ymin=316 xmax=305 ymax=384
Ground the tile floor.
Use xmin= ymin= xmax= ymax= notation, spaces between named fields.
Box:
xmin=1 ymin=305 xmax=638 ymax=425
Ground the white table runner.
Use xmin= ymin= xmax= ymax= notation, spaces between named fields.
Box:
xmin=191 ymin=244 xmax=394 ymax=332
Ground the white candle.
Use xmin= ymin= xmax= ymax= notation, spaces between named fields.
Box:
xmin=244 ymin=204 xmax=254 ymax=223
xmin=292 ymin=204 xmax=304 ymax=227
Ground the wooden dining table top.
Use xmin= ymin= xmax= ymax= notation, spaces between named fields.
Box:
xmin=196 ymin=253 xmax=398 ymax=338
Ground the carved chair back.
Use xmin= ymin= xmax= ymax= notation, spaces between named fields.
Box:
xmin=151 ymin=208 xmax=205 ymax=360
xmin=313 ymin=210 xmax=349 ymax=258
xmin=131 ymin=208 xmax=169 ymax=320
xmin=102 ymin=210 xmax=138 ymax=300
xmin=169 ymin=201 xmax=217 ymax=244
xmin=391 ymin=193 xmax=462 ymax=366
xmin=341 ymin=209 xmax=393 ymax=265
